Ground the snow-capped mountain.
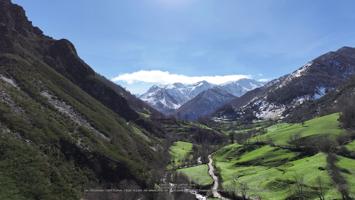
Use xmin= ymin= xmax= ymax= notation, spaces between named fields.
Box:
xmin=140 ymin=81 xmax=215 ymax=115
xmin=140 ymin=79 xmax=264 ymax=115
xmin=175 ymin=87 xmax=236 ymax=121
xmin=218 ymin=79 xmax=264 ymax=96
xmin=213 ymin=46 xmax=355 ymax=122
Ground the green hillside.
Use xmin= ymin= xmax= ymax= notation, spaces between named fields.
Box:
xmin=177 ymin=164 xmax=213 ymax=186
xmin=169 ymin=141 xmax=193 ymax=168
xmin=0 ymin=1 xmax=166 ymax=199
xmin=346 ymin=140 xmax=355 ymax=152
xmin=337 ymin=156 xmax=355 ymax=196
xmin=213 ymin=113 xmax=355 ymax=199
xmin=0 ymin=54 xmax=166 ymax=199
xmin=254 ymin=113 xmax=344 ymax=145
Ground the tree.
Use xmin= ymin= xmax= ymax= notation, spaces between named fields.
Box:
xmin=292 ymin=174 xmax=305 ymax=200
xmin=316 ymin=136 xmax=338 ymax=153
xmin=288 ymin=133 xmax=302 ymax=148
xmin=327 ymin=153 xmax=351 ymax=200
xmin=229 ymin=132 xmax=235 ymax=144
xmin=315 ymin=177 xmax=325 ymax=200
xmin=239 ymin=182 xmax=249 ymax=200
xmin=339 ymin=95 xmax=355 ymax=129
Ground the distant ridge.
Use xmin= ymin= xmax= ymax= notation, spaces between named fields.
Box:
xmin=140 ymin=79 xmax=263 ymax=116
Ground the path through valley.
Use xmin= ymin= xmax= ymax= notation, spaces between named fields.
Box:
xmin=187 ymin=155 xmax=230 ymax=200
xmin=207 ymin=155 xmax=230 ymax=200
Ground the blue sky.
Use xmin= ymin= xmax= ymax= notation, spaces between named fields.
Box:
xmin=14 ymin=0 xmax=355 ymax=94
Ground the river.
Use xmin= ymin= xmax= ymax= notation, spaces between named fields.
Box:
xmin=187 ymin=154 xmax=230 ymax=200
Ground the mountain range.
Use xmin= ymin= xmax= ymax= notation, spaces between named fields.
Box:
xmin=175 ymin=87 xmax=236 ymax=121
xmin=140 ymin=79 xmax=264 ymax=117
xmin=140 ymin=47 xmax=355 ymax=122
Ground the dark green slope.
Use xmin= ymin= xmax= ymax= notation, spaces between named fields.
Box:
xmin=0 ymin=0 xmax=166 ymax=199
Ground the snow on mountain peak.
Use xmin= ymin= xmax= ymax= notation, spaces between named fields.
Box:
xmin=140 ymin=79 xmax=264 ymax=115
xmin=293 ymin=62 xmax=312 ymax=78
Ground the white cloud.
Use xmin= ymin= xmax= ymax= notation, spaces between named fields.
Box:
xmin=112 ymin=70 xmax=251 ymax=85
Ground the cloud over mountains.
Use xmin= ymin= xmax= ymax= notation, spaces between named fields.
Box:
xmin=112 ymin=70 xmax=250 ymax=85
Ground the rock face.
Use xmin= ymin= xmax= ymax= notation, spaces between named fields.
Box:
xmin=140 ymin=79 xmax=263 ymax=116
xmin=213 ymin=46 xmax=355 ymax=122
xmin=0 ymin=0 xmax=165 ymax=199
xmin=175 ymin=87 xmax=236 ymax=121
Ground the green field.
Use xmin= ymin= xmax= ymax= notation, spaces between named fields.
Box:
xmin=214 ymin=148 xmax=341 ymax=199
xmin=167 ymin=113 xmax=355 ymax=199
xmin=212 ymin=113 xmax=355 ymax=199
xmin=214 ymin=143 xmax=242 ymax=161
xmin=234 ymin=145 xmax=298 ymax=166
xmin=255 ymin=113 xmax=344 ymax=145
xmin=337 ymin=156 xmax=355 ymax=196
xmin=169 ymin=141 xmax=193 ymax=168
xmin=346 ymin=140 xmax=355 ymax=152
xmin=177 ymin=164 xmax=213 ymax=186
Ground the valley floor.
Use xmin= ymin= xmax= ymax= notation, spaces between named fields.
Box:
xmin=170 ymin=113 xmax=355 ymax=200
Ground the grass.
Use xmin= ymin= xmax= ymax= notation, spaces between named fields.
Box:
xmin=234 ymin=145 xmax=298 ymax=166
xmin=131 ymin=125 xmax=151 ymax=142
xmin=188 ymin=122 xmax=213 ymax=130
xmin=0 ymin=54 xmax=163 ymax=199
xmin=138 ymin=111 xmax=150 ymax=119
xmin=214 ymin=144 xmax=298 ymax=164
xmin=213 ymin=143 xmax=242 ymax=161
xmin=346 ymin=140 xmax=355 ymax=152
xmin=177 ymin=164 xmax=213 ymax=186
xmin=337 ymin=156 xmax=355 ymax=197
xmin=169 ymin=141 xmax=193 ymax=168
xmin=255 ymin=113 xmax=344 ymax=145
xmin=214 ymin=144 xmax=341 ymax=199
xmin=213 ymin=113 xmax=355 ymax=199
xmin=212 ymin=120 xmax=271 ymax=136
xmin=0 ymin=133 xmax=85 ymax=200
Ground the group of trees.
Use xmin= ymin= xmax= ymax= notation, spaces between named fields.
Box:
xmin=285 ymin=132 xmax=353 ymax=200
xmin=288 ymin=175 xmax=326 ymax=200
xmin=222 ymin=178 xmax=251 ymax=200
xmin=339 ymin=95 xmax=355 ymax=129
xmin=229 ymin=128 xmax=267 ymax=145
xmin=327 ymin=153 xmax=351 ymax=200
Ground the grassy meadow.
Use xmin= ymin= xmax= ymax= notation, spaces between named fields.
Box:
xmin=169 ymin=141 xmax=193 ymax=168
xmin=177 ymin=164 xmax=213 ymax=186
xmin=213 ymin=113 xmax=355 ymax=199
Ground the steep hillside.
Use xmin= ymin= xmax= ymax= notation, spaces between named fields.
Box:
xmin=213 ymin=47 xmax=355 ymax=122
xmin=0 ymin=0 xmax=166 ymax=199
xmin=175 ymin=87 xmax=235 ymax=121
xmin=158 ymin=118 xmax=227 ymax=145
xmin=285 ymin=75 xmax=355 ymax=122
